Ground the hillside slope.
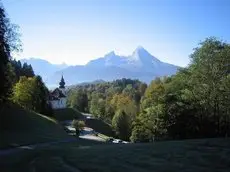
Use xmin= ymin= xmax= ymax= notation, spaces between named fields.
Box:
xmin=0 ymin=103 xmax=70 ymax=149
xmin=1 ymin=138 xmax=230 ymax=171
xmin=53 ymin=108 xmax=84 ymax=121
xmin=85 ymin=118 xmax=115 ymax=137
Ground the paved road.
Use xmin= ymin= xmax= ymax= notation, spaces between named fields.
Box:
xmin=64 ymin=120 xmax=105 ymax=142
xmin=80 ymin=135 xmax=104 ymax=142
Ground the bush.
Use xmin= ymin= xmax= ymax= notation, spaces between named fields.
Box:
xmin=72 ymin=120 xmax=85 ymax=136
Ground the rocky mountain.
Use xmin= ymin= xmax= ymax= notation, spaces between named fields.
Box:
xmin=86 ymin=46 xmax=178 ymax=76
xmin=23 ymin=47 xmax=180 ymax=85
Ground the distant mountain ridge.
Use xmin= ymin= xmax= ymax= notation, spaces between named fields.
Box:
xmin=20 ymin=58 xmax=69 ymax=82
xmin=22 ymin=47 xmax=180 ymax=85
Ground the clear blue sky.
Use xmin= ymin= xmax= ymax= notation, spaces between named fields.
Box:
xmin=2 ymin=0 xmax=230 ymax=67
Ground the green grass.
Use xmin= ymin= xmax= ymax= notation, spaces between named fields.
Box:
xmin=85 ymin=118 xmax=115 ymax=137
xmin=1 ymin=138 xmax=230 ymax=172
xmin=1 ymin=104 xmax=230 ymax=171
xmin=0 ymin=103 xmax=71 ymax=149
xmin=53 ymin=108 xmax=84 ymax=121
xmin=98 ymin=133 xmax=110 ymax=140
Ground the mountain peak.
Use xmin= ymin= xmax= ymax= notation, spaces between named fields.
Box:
xmin=135 ymin=45 xmax=145 ymax=51
xmin=131 ymin=46 xmax=150 ymax=60
xmin=132 ymin=46 xmax=150 ymax=56
xmin=104 ymin=51 xmax=116 ymax=57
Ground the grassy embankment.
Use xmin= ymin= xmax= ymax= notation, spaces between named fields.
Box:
xmin=0 ymin=103 xmax=71 ymax=149
xmin=53 ymin=108 xmax=84 ymax=121
xmin=1 ymin=138 xmax=230 ymax=172
xmin=85 ymin=118 xmax=115 ymax=138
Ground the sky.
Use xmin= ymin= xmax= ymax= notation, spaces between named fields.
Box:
xmin=2 ymin=0 xmax=230 ymax=67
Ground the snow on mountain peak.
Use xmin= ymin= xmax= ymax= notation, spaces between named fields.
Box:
xmin=87 ymin=46 xmax=166 ymax=70
xmin=135 ymin=45 xmax=146 ymax=52
xmin=104 ymin=51 xmax=116 ymax=58
xmin=130 ymin=46 xmax=157 ymax=63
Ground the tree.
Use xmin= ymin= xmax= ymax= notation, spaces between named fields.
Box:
xmin=141 ymin=78 xmax=165 ymax=110
xmin=0 ymin=4 xmax=21 ymax=104
xmin=164 ymin=69 xmax=200 ymax=139
xmin=131 ymin=104 xmax=167 ymax=142
xmin=72 ymin=120 xmax=85 ymax=137
xmin=130 ymin=118 xmax=152 ymax=143
xmin=12 ymin=76 xmax=34 ymax=110
xmin=89 ymin=92 xmax=106 ymax=118
xmin=189 ymin=38 xmax=230 ymax=136
xmin=67 ymin=89 xmax=88 ymax=112
xmin=9 ymin=60 xmax=35 ymax=83
xmin=112 ymin=110 xmax=132 ymax=141
xmin=164 ymin=38 xmax=230 ymax=139
xmin=11 ymin=76 xmax=52 ymax=116
xmin=21 ymin=63 xmax=34 ymax=78
xmin=33 ymin=76 xmax=51 ymax=116
xmin=110 ymin=94 xmax=137 ymax=121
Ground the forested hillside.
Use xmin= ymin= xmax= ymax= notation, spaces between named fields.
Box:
xmin=67 ymin=78 xmax=147 ymax=140
xmin=67 ymin=38 xmax=230 ymax=142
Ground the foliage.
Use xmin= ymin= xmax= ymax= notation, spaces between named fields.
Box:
xmin=72 ymin=119 xmax=85 ymax=136
xmin=67 ymin=79 xmax=146 ymax=124
xmin=11 ymin=76 xmax=52 ymax=116
xmin=132 ymin=37 xmax=230 ymax=142
xmin=0 ymin=4 xmax=21 ymax=103
xmin=10 ymin=59 xmax=35 ymax=82
xmin=112 ymin=110 xmax=132 ymax=141
xmin=130 ymin=118 xmax=152 ymax=142
xmin=67 ymin=89 xmax=88 ymax=112
xmin=89 ymin=92 xmax=106 ymax=118
xmin=110 ymin=94 xmax=137 ymax=120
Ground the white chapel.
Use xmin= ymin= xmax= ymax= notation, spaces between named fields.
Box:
xmin=49 ymin=76 xmax=67 ymax=109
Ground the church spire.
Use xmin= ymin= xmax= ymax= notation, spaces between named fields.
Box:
xmin=59 ymin=75 xmax=65 ymax=89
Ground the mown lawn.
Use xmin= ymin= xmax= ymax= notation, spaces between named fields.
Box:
xmin=0 ymin=103 xmax=71 ymax=149
xmin=53 ymin=108 xmax=84 ymax=121
xmin=85 ymin=118 xmax=115 ymax=137
xmin=1 ymin=138 xmax=230 ymax=172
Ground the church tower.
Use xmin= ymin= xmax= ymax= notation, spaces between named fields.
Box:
xmin=59 ymin=75 xmax=66 ymax=95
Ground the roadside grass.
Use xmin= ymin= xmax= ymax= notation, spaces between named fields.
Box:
xmin=53 ymin=108 xmax=84 ymax=121
xmin=85 ymin=118 xmax=115 ymax=137
xmin=0 ymin=103 xmax=71 ymax=149
xmin=97 ymin=133 xmax=110 ymax=140
xmin=1 ymin=138 xmax=230 ymax=172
